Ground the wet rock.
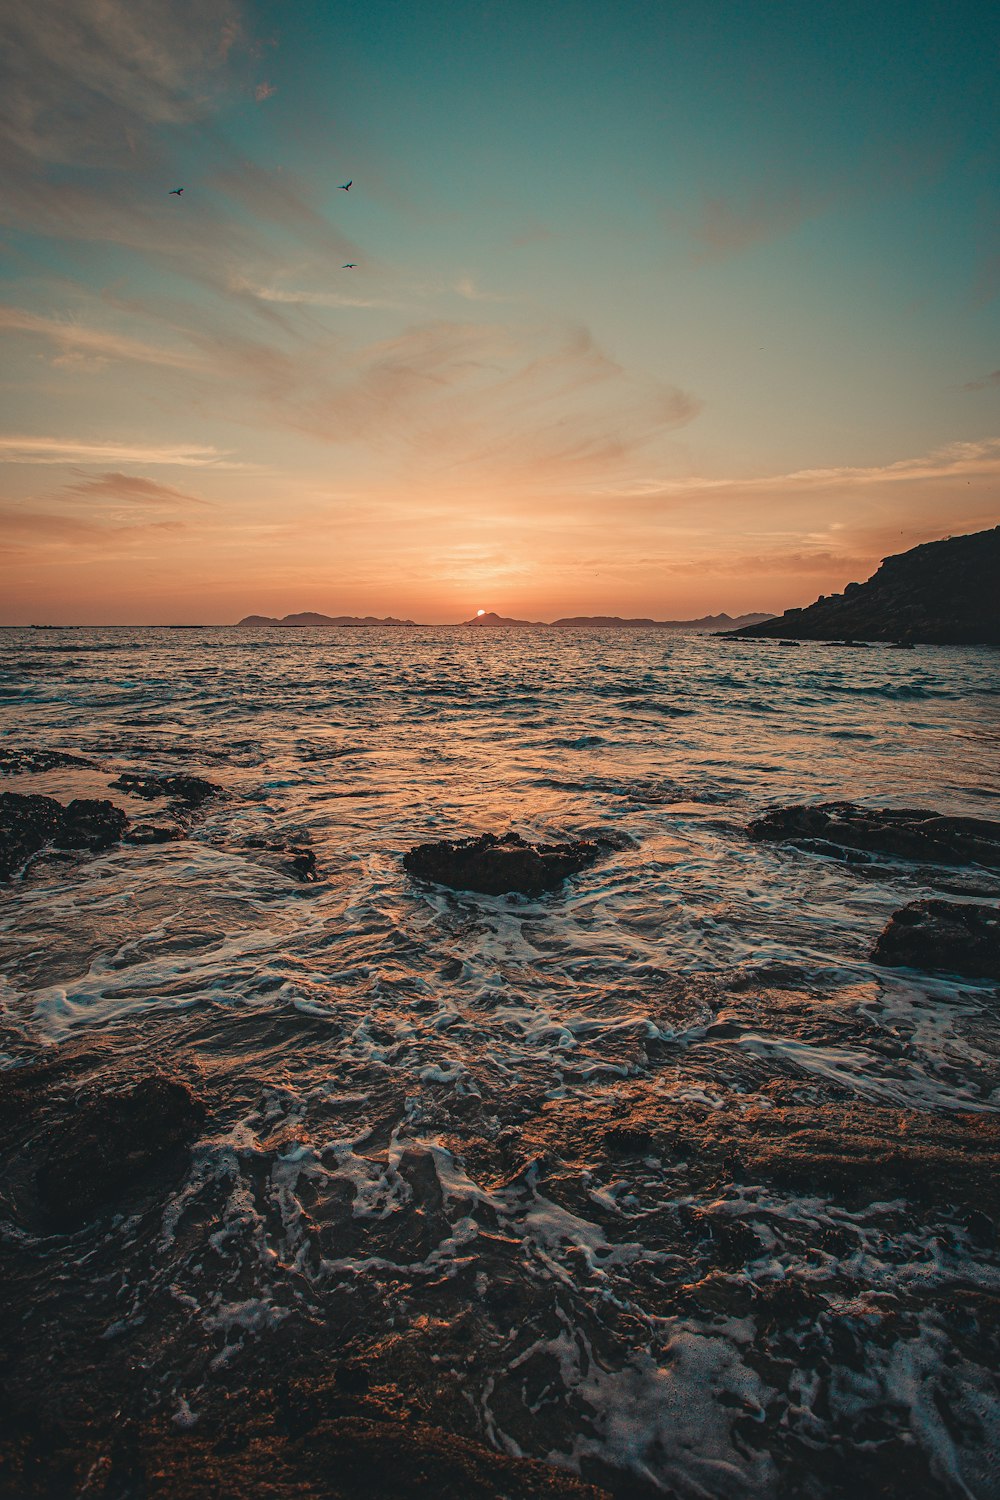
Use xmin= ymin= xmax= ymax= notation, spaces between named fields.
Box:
xmin=748 ymin=800 xmax=1000 ymax=868
xmin=108 ymin=771 xmax=222 ymax=808
xmin=0 ymin=791 xmax=66 ymax=878
xmin=55 ymin=798 xmax=129 ymax=851
xmin=403 ymin=831 xmax=601 ymax=896
xmin=0 ymin=747 xmax=95 ymax=774
xmin=286 ymin=849 xmax=318 ymax=882
xmin=141 ymin=1413 xmax=610 ymax=1499
xmin=1 ymin=791 xmax=129 ymax=877
xmin=34 ymin=1075 xmax=206 ymax=1227
xmin=602 ymin=1124 xmax=655 ymax=1155
xmin=872 ymin=899 xmax=1000 ymax=980
xmin=334 ymin=1362 xmax=371 ymax=1395
xmin=124 ymin=822 xmax=184 ymax=845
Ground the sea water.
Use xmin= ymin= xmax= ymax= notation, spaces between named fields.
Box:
xmin=1 ymin=626 xmax=999 ymax=1495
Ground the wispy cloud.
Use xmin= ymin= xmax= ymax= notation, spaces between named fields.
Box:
xmin=454 ymin=276 xmax=514 ymax=304
xmin=0 ymin=0 xmax=243 ymax=169
xmin=254 ymin=81 xmax=276 ymax=103
xmin=0 ymin=305 xmax=199 ymax=370
xmin=284 ymin=319 xmax=702 ymax=481
xmin=603 ymin=438 xmax=1000 ymax=502
xmin=64 ymin=471 xmax=210 ymax=505
xmin=0 ymin=436 xmax=242 ymax=467
xmin=239 ymin=280 xmax=396 ymax=310
xmin=0 ymin=506 xmax=188 ymax=553
xmin=687 ymin=184 xmax=827 ymax=263
xmin=963 ymin=370 xmax=1000 ymax=391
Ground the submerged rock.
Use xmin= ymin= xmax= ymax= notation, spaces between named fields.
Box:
xmin=124 ymin=822 xmax=184 ymax=845
xmin=286 ymin=849 xmax=318 ymax=882
xmin=34 ymin=1075 xmax=206 ymax=1227
xmin=403 ymin=831 xmax=601 ymax=896
xmin=0 ymin=791 xmax=128 ymax=878
xmin=872 ymin=899 xmax=1000 ymax=980
xmin=748 ymin=800 xmax=1000 ymax=868
xmin=0 ymin=747 xmax=95 ymax=774
xmin=109 ymin=771 xmax=222 ymax=808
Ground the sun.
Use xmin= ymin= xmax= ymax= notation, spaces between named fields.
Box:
xmin=476 ymin=609 xmax=486 ymax=616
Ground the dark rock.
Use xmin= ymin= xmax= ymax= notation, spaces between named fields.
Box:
xmin=334 ymin=1362 xmax=371 ymax=1395
xmin=124 ymin=823 xmax=184 ymax=845
xmin=872 ymin=899 xmax=1000 ymax=980
xmin=1 ymin=791 xmax=127 ymax=875
xmin=748 ymin=801 xmax=1000 ymax=868
xmin=0 ymin=747 xmax=95 ymax=775
xmin=725 ymin=524 xmax=1000 ymax=644
xmin=0 ymin=791 xmax=67 ymax=878
xmin=142 ymin=1413 xmax=608 ymax=1498
xmin=108 ymin=771 xmax=222 ymax=808
xmin=55 ymin=798 xmax=129 ymax=851
xmin=603 ymin=1125 xmax=655 ymax=1155
xmin=403 ymin=831 xmax=601 ymax=896
xmin=286 ymin=849 xmax=318 ymax=882
xmin=34 ymin=1075 xmax=205 ymax=1227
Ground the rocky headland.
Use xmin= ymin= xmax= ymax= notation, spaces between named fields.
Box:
xmin=725 ymin=525 xmax=1000 ymax=644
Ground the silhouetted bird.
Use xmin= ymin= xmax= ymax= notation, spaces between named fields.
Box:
xmin=169 ymin=187 xmax=184 ymax=195
xmin=342 ymin=263 xmax=357 ymax=268
xmin=338 ymin=180 xmax=352 ymax=191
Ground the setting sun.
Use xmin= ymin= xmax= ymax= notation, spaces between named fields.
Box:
xmin=476 ymin=609 xmax=486 ymax=616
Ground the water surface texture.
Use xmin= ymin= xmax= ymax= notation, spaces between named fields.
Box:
xmin=2 ymin=628 xmax=999 ymax=1497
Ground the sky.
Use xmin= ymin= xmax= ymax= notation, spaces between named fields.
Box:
xmin=1 ymin=0 xmax=998 ymax=624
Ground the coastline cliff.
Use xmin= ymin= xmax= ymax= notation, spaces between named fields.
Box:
xmin=725 ymin=526 xmax=1000 ymax=645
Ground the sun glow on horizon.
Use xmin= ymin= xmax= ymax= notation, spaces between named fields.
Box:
xmin=476 ymin=609 xmax=486 ymax=616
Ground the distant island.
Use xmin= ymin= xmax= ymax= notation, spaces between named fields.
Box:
xmin=725 ymin=525 xmax=1000 ymax=645
xmin=237 ymin=613 xmax=419 ymax=628
xmin=459 ymin=611 xmax=776 ymax=629
xmin=236 ymin=609 xmax=775 ymax=630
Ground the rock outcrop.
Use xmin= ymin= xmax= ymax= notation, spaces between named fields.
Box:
xmin=726 ymin=525 xmax=1000 ymax=644
xmin=0 ymin=747 xmax=95 ymax=774
xmin=33 ymin=1075 xmax=206 ymax=1227
xmin=748 ymin=801 xmax=1000 ymax=868
xmin=403 ymin=831 xmax=601 ymax=895
xmin=872 ymin=899 xmax=1000 ymax=980
xmin=109 ymin=771 xmax=222 ymax=809
xmin=0 ymin=791 xmax=128 ymax=879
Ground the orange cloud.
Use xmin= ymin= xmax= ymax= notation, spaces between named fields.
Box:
xmin=64 ymin=471 xmax=210 ymax=506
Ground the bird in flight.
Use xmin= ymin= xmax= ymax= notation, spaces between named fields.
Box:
xmin=338 ymin=180 xmax=352 ymax=191
xmin=169 ymin=187 xmax=184 ymax=195
xmin=342 ymin=263 xmax=357 ymax=269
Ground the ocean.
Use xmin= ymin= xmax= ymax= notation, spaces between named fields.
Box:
xmin=2 ymin=626 xmax=999 ymax=1497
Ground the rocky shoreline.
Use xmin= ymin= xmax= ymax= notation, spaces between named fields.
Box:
xmin=1 ymin=746 xmax=999 ymax=1498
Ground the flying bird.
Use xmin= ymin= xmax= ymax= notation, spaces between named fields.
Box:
xmin=338 ymin=180 xmax=352 ymax=191
xmin=169 ymin=187 xmax=184 ymax=195
xmin=342 ymin=263 xmax=357 ymax=269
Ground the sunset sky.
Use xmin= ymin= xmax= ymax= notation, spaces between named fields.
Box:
xmin=1 ymin=0 xmax=998 ymax=623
